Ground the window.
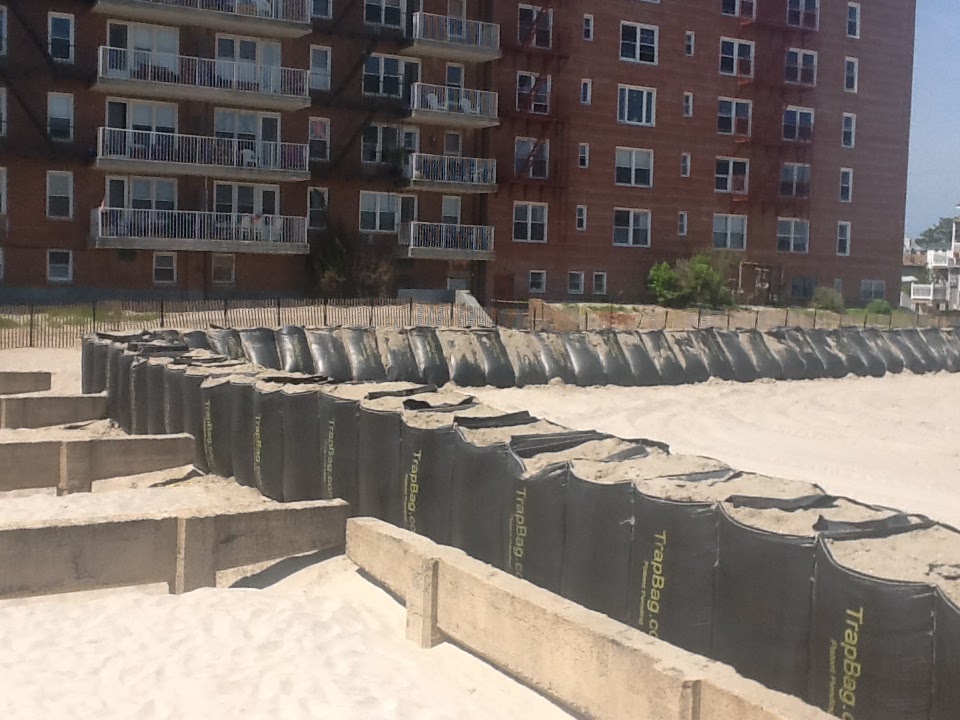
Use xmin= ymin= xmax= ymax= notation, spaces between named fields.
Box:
xmin=364 ymin=0 xmax=402 ymax=27
xmin=308 ymin=187 xmax=328 ymax=229
xmin=0 ymin=88 xmax=6 ymax=136
xmin=211 ymin=254 xmax=235 ymax=285
xmin=441 ymin=195 xmax=461 ymax=225
xmin=361 ymin=124 xmax=416 ymax=163
xmin=514 ymin=138 xmax=549 ymax=179
xmin=399 ymin=194 xmax=418 ymax=225
xmin=578 ymin=143 xmax=590 ymax=168
xmin=580 ymin=79 xmax=592 ymax=105
xmin=583 ymin=14 xmax=594 ymax=41
xmin=837 ymin=222 xmax=851 ymax=256
xmin=681 ymin=153 xmax=691 ymax=177
xmin=783 ymin=106 xmax=814 ymax=141
xmin=719 ymin=38 xmax=754 ymax=77
xmin=780 ymin=163 xmax=811 ymax=197
xmin=568 ymin=271 xmax=584 ymax=295
xmin=613 ymin=208 xmax=651 ymax=247
xmin=715 ymin=157 xmax=749 ymax=194
xmin=617 ymin=85 xmax=656 ymax=126
xmin=777 ymin=218 xmax=810 ymax=253
xmin=513 ymin=202 xmax=548 ymax=243
xmin=713 ymin=214 xmax=747 ymax=250
xmin=310 ymin=46 xmax=331 ymax=91
xmin=47 ymin=93 xmax=74 ymax=141
xmin=620 ymin=23 xmax=658 ymax=65
xmin=312 ymin=0 xmax=332 ymax=19
xmin=787 ymin=0 xmax=819 ymax=29
xmin=359 ymin=191 xmax=398 ymax=232
xmin=790 ymin=277 xmax=816 ymax=302
xmin=615 ymin=147 xmax=654 ymax=188
xmin=576 ymin=205 xmax=587 ymax=231
xmin=444 ymin=132 xmax=462 ymax=157
xmin=785 ymin=49 xmax=817 ymax=86
xmin=309 ymin=117 xmax=330 ymax=162
xmin=519 ymin=5 xmax=553 ymax=48
xmin=528 ymin=270 xmax=546 ymax=294
xmin=363 ymin=54 xmax=417 ymax=97
xmin=685 ymin=31 xmax=695 ymax=56
xmin=847 ymin=3 xmax=861 ymax=38
xmin=0 ymin=167 xmax=5 ymax=215
xmin=844 ymin=57 xmax=859 ymax=92
xmin=683 ymin=92 xmax=694 ymax=118
xmin=718 ymin=98 xmax=752 ymax=135
xmin=678 ymin=211 xmax=688 ymax=236
xmin=861 ymin=280 xmax=885 ymax=302
xmin=0 ymin=6 xmax=6 ymax=56
xmin=48 ymin=13 xmax=74 ymax=63
xmin=593 ymin=272 xmax=607 ymax=295
xmin=721 ymin=0 xmax=755 ymax=18
xmin=840 ymin=168 xmax=853 ymax=202
xmin=842 ymin=113 xmax=857 ymax=148
xmin=46 ymin=171 xmax=73 ymax=219
xmin=47 ymin=250 xmax=73 ymax=284
xmin=153 ymin=253 xmax=176 ymax=285
xmin=517 ymin=71 xmax=551 ymax=114
xmin=131 ymin=178 xmax=176 ymax=210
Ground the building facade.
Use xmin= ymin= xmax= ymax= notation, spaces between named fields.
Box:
xmin=0 ymin=0 xmax=915 ymax=304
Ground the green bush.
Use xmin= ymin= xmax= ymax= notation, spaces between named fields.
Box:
xmin=865 ymin=299 xmax=893 ymax=315
xmin=811 ymin=287 xmax=845 ymax=313
xmin=647 ymin=262 xmax=687 ymax=308
xmin=647 ymin=254 xmax=735 ymax=309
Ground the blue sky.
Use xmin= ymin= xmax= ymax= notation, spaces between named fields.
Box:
xmin=905 ymin=0 xmax=960 ymax=236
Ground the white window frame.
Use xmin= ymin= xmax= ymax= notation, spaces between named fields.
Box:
xmin=310 ymin=45 xmax=331 ymax=91
xmin=308 ymin=186 xmax=329 ymax=229
xmin=617 ymin=85 xmax=656 ymax=127
xmin=309 ymin=117 xmax=330 ymax=162
xmin=361 ymin=123 xmax=417 ymax=164
xmin=787 ymin=0 xmax=820 ymax=30
xmin=48 ymin=12 xmax=75 ymax=64
xmin=842 ymin=113 xmax=857 ymax=148
xmin=681 ymin=153 xmax=691 ymax=177
xmin=583 ymin=14 xmax=594 ymax=41
xmin=683 ymin=92 xmax=694 ymax=118
xmin=685 ymin=31 xmax=695 ymax=57
xmin=678 ymin=211 xmax=688 ymax=237
xmin=46 ymin=171 xmax=73 ymax=220
xmin=615 ymin=147 xmax=654 ymax=189
xmin=578 ymin=143 xmax=590 ymax=168
xmin=592 ymin=271 xmax=607 ymax=295
xmin=860 ymin=280 xmax=885 ymax=303
xmin=580 ymin=78 xmax=592 ymax=105
xmin=0 ymin=167 xmax=5 ymax=215
xmin=514 ymin=137 xmax=549 ymax=179
xmin=718 ymin=97 xmax=752 ymax=136
xmin=721 ymin=0 xmax=756 ymax=19
xmin=715 ymin=157 xmax=749 ymax=194
xmin=518 ymin=5 xmax=554 ymax=49
xmin=568 ymin=271 xmax=585 ymax=296
xmin=211 ymin=253 xmax=236 ymax=286
xmin=312 ymin=0 xmax=333 ymax=18
xmin=513 ymin=201 xmax=549 ymax=243
xmin=847 ymin=2 xmax=861 ymax=38
xmin=46 ymin=249 xmax=73 ymax=284
xmin=713 ymin=214 xmax=747 ymax=250
xmin=528 ymin=270 xmax=546 ymax=294
xmin=785 ymin=48 xmax=817 ymax=86
xmin=153 ymin=252 xmax=177 ymax=285
xmin=612 ymin=208 xmax=651 ymax=248
xmin=837 ymin=222 xmax=851 ymax=257
xmin=359 ymin=190 xmax=399 ymax=233
xmin=719 ymin=37 xmax=754 ymax=78
xmin=844 ymin=57 xmax=859 ymax=93
xmin=517 ymin=71 xmax=551 ymax=114
xmin=0 ymin=6 xmax=6 ymax=56
xmin=47 ymin=92 xmax=74 ymax=142
xmin=780 ymin=163 xmax=811 ymax=198
xmin=576 ymin=205 xmax=587 ymax=231
xmin=364 ymin=0 xmax=403 ymax=28
xmin=777 ymin=217 xmax=810 ymax=254
xmin=620 ymin=22 xmax=659 ymax=65
xmin=840 ymin=168 xmax=854 ymax=203
xmin=783 ymin=106 xmax=815 ymax=142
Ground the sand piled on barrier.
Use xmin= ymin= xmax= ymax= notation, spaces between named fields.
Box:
xmin=574 ymin=453 xmax=729 ymax=485
xmin=398 ymin=390 xmax=496 ymax=429
xmin=522 ymin=437 xmax=639 ymax=473
xmin=640 ymin=472 xmax=816 ymax=503
xmin=459 ymin=419 xmax=565 ymax=447
xmin=323 ymin=382 xmax=419 ymax=402
xmin=436 ymin=329 xmax=483 ymax=370
xmin=374 ymin=328 xmax=411 ymax=374
xmin=723 ymin=497 xmax=897 ymax=536
xmin=0 ymin=419 xmax=126 ymax=443
xmin=828 ymin=525 xmax=960 ymax=604
xmin=498 ymin=328 xmax=543 ymax=370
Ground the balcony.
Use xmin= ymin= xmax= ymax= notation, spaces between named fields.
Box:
xmin=407 ymin=83 xmax=499 ymax=128
xmin=403 ymin=153 xmax=496 ymax=193
xmin=927 ymin=250 xmax=957 ymax=269
xmin=405 ymin=12 xmax=501 ymax=62
xmin=911 ymin=283 xmax=948 ymax=302
xmin=398 ymin=222 xmax=495 ymax=261
xmin=91 ymin=208 xmax=309 ymax=254
xmin=94 ymin=47 xmax=310 ymax=111
xmin=91 ymin=0 xmax=310 ymax=38
xmin=96 ymin=128 xmax=310 ymax=182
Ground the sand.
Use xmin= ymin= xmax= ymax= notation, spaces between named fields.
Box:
xmin=498 ymin=328 xmax=545 ymax=372
xmin=573 ymin=452 xmax=729 ymax=486
xmin=471 ymin=374 xmax=960 ymax=527
xmin=0 ymin=348 xmax=81 ymax=395
xmin=0 ymin=419 xmax=126 ymax=443
xmin=458 ymin=419 xmax=565 ymax=447
xmin=723 ymin=497 xmax=898 ymax=537
xmin=639 ymin=471 xmax=816 ymax=503
xmin=323 ymin=381 xmax=419 ymax=401
xmin=521 ymin=437 xmax=637 ymax=473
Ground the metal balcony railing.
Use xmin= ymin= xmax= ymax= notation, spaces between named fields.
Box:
xmin=927 ymin=250 xmax=955 ymax=269
xmin=98 ymin=127 xmax=308 ymax=173
xmin=97 ymin=46 xmax=309 ymax=99
xmin=104 ymin=0 xmax=309 ymax=23
xmin=405 ymin=153 xmax=496 ymax=187
xmin=399 ymin=221 xmax=494 ymax=255
xmin=911 ymin=284 xmax=942 ymax=301
xmin=410 ymin=12 xmax=500 ymax=52
xmin=409 ymin=82 xmax=498 ymax=121
xmin=93 ymin=208 xmax=308 ymax=246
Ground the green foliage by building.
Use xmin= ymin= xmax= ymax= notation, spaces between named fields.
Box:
xmin=865 ymin=299 xmax=893 ymax=316
xmin=811 ymin=287 xmax=845 ymax=313
xmin=647 ymin=252 xmax=734 ymax=308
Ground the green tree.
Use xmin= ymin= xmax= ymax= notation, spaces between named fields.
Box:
xmin=647 ymin=262 xmax=687 ymax=307
xmin=647 ymin=252 xmax=735 ymax=308
xmin=914 ymin=217 xmax=955 ymax=251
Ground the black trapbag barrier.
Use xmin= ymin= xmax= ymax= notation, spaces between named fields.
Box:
xmin=563 ymin=332 xmax=607 ymax=386
xmin=207 ymin=328 xmax=244 ymax=359
xmin=91 ymin=339 xmax=111 ymax=394
xmin=775 ymin=328 xmax=828 ymax=379
xmin=306 ymin=328 xmax=351 ymax=382
xmin=376 ymin=329 xmax=420 ymax=382
xmin=639 ymin=331 xmax=686 ymax=385
xmin=713 ymin=499 xmax=823 ymax=697
xmin=146 ymin=360 xmax=169 ymax=435
xmin=200 ymin=377 xmax=238 ymax=477
xmin=531 ymin=331 xmax=577 ymax=384
xmin=129 ymin=357 xmax=150 ymax=435
xmin=629 ymin=483 xmax=719 ymax=656
xmin=182 ymin=370 xmax=211 ymax=471
xmin=561 ymin=470 xmax=634 ymax=622
xmin=616 ymin=332 xmax=662 ymax=386
xmin=230 ymin=377 xmax=257 ymax=487
xmin=450 ymin=412 xmax=539 ymax=568
xmin=504 ymin=332 xmax=549 ymax=387
xmin=590 ymin=331 xmax=636 ymax=386
xmin=398 ymin=397 xmax=476 ymax=543
xmin=667 ymin=332 xmax=712 ymax=384
xmin=712 ymin=329 xmax=759 ymax=382
xmin=920 ymin=328 xmax=960 ymax=373
xmin=357 ymin=386 xmax=432 ymax=522
xmin=252 ymin=383 xmax=285 ymax=500
xmin=276 ymin=326 xmax=315 ymax=374
xmin=317 ymin=390 xmax=361 ymax=511
xmin=281 ymin=385 xmax=325 ymax=502
xmin=884 ymin=329 xmax=928 ymax=374
xmin=340 ymin=327 xmax=387 ymax=381
xmin=690 ymin=330 xmax=736 ymax=381
xmin=820 ymin=329 xmax=870 ymax=377
xmin=760 ymin=331 xmax=807 ymax=380
xmin=81 ymin=337 xmax=95 ymax=394
xmin=106 ymin=343 xmax=123 ymax=422
xmin=239 ymin=327 xmax=281 ymax=370
xmin=407 ymin=327 xmax=450 ymax=386
xmin=183 ymin=330 xmax=211 ymax=350
xmin=940 ymin=329 xmax=960 ymax=371
xmin=163 ymin=364 xmax=187 ymax=434
xmin=115 ymin=351 xmax=136 ymax=433
xmin=934 ymin=591 xmax=960 ymax=720
xmin=803 ymin=329 xmax=848 ymax=379
xmin=473 ymin=328 xmax=517 ymax=387
xmin=807 ymin=533 xmax=936 ymax=720
xmin=439 ymin=330 xmax=486 ymax=387
xmin=735 ymin=329 xmax=784 ymax=380
xmin=838 ymin=328 xmax=887 ymax=377
xmin=901 ymin=327 xmax=943 ymax=373
xmin=859 ymin=327 xmax=905 ymax=374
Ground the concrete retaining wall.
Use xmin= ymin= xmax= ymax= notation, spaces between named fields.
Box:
xmin=0 ymin=394 xmax=107 ymax=428
xmin=346 ymin=518 xmax=831 ymax=720
xmin=0 ymin=372 xmax=52 ymax=395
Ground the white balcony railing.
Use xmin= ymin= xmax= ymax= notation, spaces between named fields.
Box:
xmin=98 ymin=127 xmax=308 ymax=174
xmin=927 ymin=250 xmax=955 ymax=269
xmin=910 ymin=283 xmax=947 ymax=301
xmin=410 ymin=12 xmax=500 ymax=53
xmin=400 ymin=221 xmax=494 ymax=256
xmin=405 ymin=153 xmax=496 ymax=187
xmin=107 ymin=0 xmax=309 ymax=23
xmin=97 ymin=46 xmax=309 ymax=99
xmin=94 ymin=208 xmax=307 ymax=247
xmin=409 ymin=82 xmax=498 ymax=121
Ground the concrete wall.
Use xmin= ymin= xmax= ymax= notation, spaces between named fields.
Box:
xmin=0 ymin=372 xmax=52 ymax=395
xmin=0 ymin=394 xmax=107 ymax=428
xmin=346 ymin=518 xmax=831 ymax=720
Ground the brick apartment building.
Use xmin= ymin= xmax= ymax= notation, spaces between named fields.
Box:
xmin=0 ymin=0 xmax=915 ymax=304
